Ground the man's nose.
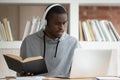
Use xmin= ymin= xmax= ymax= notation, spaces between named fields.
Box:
xmin=59 ymin=24 xmax=64 ymax=30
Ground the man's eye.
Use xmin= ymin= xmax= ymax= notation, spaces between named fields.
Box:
xmin=55 ymin=23 xmax=60 ymax=25
xmin=55 ymin=22 xmax=66 ymax=26
xmin=63 ymin=22 xmax=66 ymax=25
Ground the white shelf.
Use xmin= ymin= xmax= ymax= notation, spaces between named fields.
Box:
xmin=0 ymin=0 xmax=120 ymax=4
xmin=80 ymin=41 xmax=120 ymax=49
xmin=0 ymin=41 xmax=22 ymax=49
xmin=0 ymin=41 xmax=120 ymax=49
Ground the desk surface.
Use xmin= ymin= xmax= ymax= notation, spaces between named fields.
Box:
xmin=0 ymin=77 xmax=92 ymax=80
xmin=0 ymin=78 xmax=92 ymax=80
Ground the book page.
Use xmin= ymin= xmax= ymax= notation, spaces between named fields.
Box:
xmin=23 ymin=56 xmax=43 ymax=63
xmin=4 ymin=54 xmax=22 ymax=62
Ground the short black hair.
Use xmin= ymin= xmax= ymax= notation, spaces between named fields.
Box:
xmin=45 ymin=5 xmax=66 ymax=20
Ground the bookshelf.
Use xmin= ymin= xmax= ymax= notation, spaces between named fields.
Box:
xmin=79 ymin=6 xmax=120 ymax=41
xmin=0 ymin=0 xmax=120 ymax=78
xmin=0 ymin=4 xmax=69 ymax=41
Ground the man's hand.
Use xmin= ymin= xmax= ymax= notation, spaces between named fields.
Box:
xmin=20 ymin=71 xmax=34 ymax=76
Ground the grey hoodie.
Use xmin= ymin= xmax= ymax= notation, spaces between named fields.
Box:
xmin=20 ymin=30 xmax=80 ymax=77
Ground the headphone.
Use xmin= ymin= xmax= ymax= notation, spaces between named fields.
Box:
xmin=41 ymin=4 xmax=66 ymax=29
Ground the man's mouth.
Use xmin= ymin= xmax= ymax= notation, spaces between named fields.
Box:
xmin=58 ymin=30 xmax=64 ymax=33
xmin=58 ymin=31 xmax=64 ymax=34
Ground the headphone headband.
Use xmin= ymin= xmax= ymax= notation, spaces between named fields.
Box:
xmin=43 ymin=4 xmax=64 ymax=20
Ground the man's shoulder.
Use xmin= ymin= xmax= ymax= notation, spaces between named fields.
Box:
xmin=63 ymin=33 xmax=77 ymax=41
xmin=63 ymin=33 xmax=80 ymax=47
xmin=23 ymin=31 xmax=43 ymax=42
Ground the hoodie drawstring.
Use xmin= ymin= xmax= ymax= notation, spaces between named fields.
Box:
xmin=54 ymin=41 xmax=59 ymax=57
xmin=43 ymin=32 xmax=60 ymax=58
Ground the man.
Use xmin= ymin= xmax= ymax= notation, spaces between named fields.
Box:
xmin=20 ymin=4 xmax=80 ymax=77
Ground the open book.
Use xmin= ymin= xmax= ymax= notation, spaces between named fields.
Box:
xmin=3 ymin=54 xmax=48 ymax=75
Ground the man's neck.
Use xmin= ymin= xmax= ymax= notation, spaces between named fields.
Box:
xmin=43 ymin=30 xmax=58 ymax=40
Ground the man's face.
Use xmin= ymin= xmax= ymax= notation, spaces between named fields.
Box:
xmin=45 ymin=13 xmax=67 ymax=39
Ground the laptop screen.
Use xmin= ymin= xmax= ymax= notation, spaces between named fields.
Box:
xmin=70 ymin=48 xmax=116 ymax=78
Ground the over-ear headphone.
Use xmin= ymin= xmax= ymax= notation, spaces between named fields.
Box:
xmin=41 ymin=4 xmax=65 ymax=29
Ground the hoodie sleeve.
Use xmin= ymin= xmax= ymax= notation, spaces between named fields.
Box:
xmin=75 ymin=40 xmax=81 ymax=48
xmin=20 ymin=38 xmax=28 ymax=59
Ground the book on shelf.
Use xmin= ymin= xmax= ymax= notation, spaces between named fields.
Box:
xmin=80 ymin=19 xmax=120 ymax=41
xmin=95 ymin=20 xmax=106 ymax=41
xmin=2 ymin=18 xmax=10 ymax=41
xmin=22 ymin=21 xmax=31 ymax=40
xmin=93 ymin=77 xmax=120 ymax=80
xmin=29 ymin=16 xmax=39 ymax=34
xmin=0 ymin=21 xmax=7 ymax=41
xmin=105 ymin=21 xmax=117 ymax=41
xmin=2 ymin=18 xmax=13 ymax=41
xmin=108 ymin=21 xmax=120 ymax=41
xmin=3 ymin=54 xmax=48 ymax=75
xmin=22 ymin=16 xmax=41 ymax=40
xmin=89 ymin=20 xmax=102 ymax=41
xmin=99 ymin=20 xmax=113 ymax=41
xmin=35 ymin=17 xmax=41 ymax=32
xmin=7 ymin=20 xmax=13 ymax=41
xmin=86 ymin=20 xmax=95 ymax=41
xmin=82 ymin=21 xmax=92 ymax=41
xmin=79 ymin=20 xmax=84 ymax=41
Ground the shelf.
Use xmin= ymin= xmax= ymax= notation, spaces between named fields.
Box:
xmin=0 ymin=0 xmax=120 ymax=4
xmin=80 ymin=41 xmax=120 ymax=49
xmin=0 ymin=41 xmax=22 ymax=49
xmin=0 ymin=41 xmax=120 ymax=49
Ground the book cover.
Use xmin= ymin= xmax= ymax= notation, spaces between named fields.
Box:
xmin=3 ymin=54 xmax=48 ymax=75
xmin=79 ymin=20 xmax=84 ymax=41
xmin=7 ymin=20 xmax=13 ymax=41
xmin=86 ymin=20 xmax=95 ymax=41
xmin=90 ymin=20 xmax=103 ymax=41
xmin=105 ymin=21 xmax=117 ymax=41
xmin=99 ymin=20 xmax=113 ymax=41
xmin=0 ymin=21 xmax=7 ymax=41
xmin=82 ymin=21 xmax=92 ymax=41
xmin=2 ymin=18 xmax=10 ymax=41
xmin=108 ymin=21 xmax=120 ymax=41
xmin=29 ymin=16 xmax=40 ymax=35
xmin=95 ymin=20 xmax=106 ymax=41
xmin=22 ymin=21 xmax=31 ymax=40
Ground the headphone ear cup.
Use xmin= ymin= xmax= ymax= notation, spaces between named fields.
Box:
xmin=44 ymin=19 xmax=47 ymax=26
xmin=41 ymin=19 xmax=47 ymax=30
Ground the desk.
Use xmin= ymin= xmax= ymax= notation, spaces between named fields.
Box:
xmin=0 ymin=77 xmax=92 ymax=80
xmin=48 ymin=78 xmax=92 ymax=80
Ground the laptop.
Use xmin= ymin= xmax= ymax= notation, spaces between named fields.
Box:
xmin=69 ymin=48 xmax=116 ymax=78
